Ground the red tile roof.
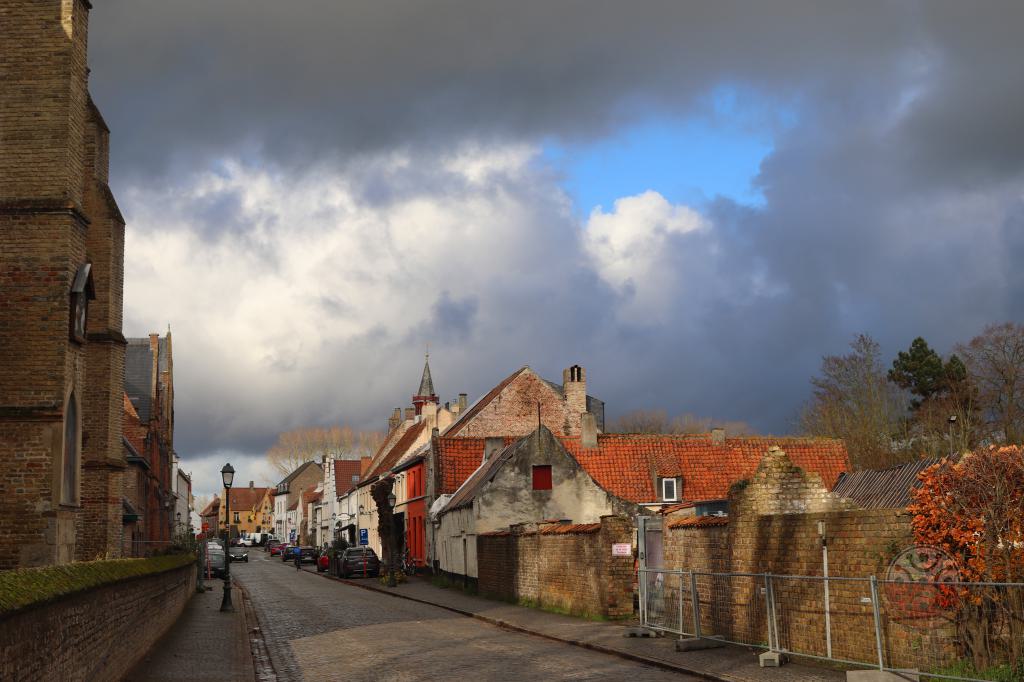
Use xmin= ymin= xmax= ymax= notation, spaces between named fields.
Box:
xmin=229 ymin=486 xmax=272 ymax=512
xmin=334 ymin=459 xmax=362 ymax=497
xmin=200 ymin=498 xmax=220 ymax=516
xmin=364 ymin=420 xmax=428 ymax=481
xmin=560 ymin=433 xmax=850 ymax=504
xmin=122 ymin=393 xmax=147 ymax=455
xmin=302 ymin=488 xmax=322 ymax=505
xmin=481 ymin=522 xmax=601 ymax=537
xmin=437 ymin=436 xmax=516 ymax=494
xmin=667 ymin=516 xmax=729 ymax=529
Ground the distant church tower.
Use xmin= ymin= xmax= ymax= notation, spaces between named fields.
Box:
xmin=411 ymin=353 xmax=439 ymax=415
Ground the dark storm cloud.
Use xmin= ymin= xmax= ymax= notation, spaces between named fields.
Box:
xmin=103 ymin=1 xmax=1024 ymax=476
xmin=89 ymin=1 xmax=932 ymax=178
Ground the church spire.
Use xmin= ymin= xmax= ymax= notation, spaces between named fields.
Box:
xmin=417 ymin=352 xmax=435 ymax=397
xmin=412 ymin=351 xmax=439 ymax=416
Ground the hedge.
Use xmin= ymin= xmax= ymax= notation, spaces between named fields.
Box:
xmin=0 ymin=553 xmax=194 ymax=615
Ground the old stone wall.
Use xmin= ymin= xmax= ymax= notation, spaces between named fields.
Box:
xmin=0 ymin=562 xmax=195 ymax=682
xmin=660 ymin=448 xmax=950 ymax=669
xmin=477 ymin=515 xmax=633 ymax=619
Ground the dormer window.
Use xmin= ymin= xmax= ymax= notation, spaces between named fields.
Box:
xmin=660 ymin=477 xmax=678 ymax=502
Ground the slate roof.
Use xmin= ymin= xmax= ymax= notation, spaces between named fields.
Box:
xmin=560 ymin=433 xmax=850 ymax=504
xmin=436 ymin=436 xmax=516 ymax=494
xmin=416 ymin=356 xmax=435 ymax=397
xmin=831 ymin=458 xmax=941 ymax=509
xmin=333 ymin=459 xmax=362 ymax=497
xmin=125 ymin=338 xmax=155 ymax=422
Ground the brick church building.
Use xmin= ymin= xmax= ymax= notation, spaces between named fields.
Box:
xmin=0 ymin=0 xmax=128 ymax=569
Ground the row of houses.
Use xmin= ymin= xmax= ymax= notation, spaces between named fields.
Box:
xmin=244 ymin=356 xmax=849 ymax=588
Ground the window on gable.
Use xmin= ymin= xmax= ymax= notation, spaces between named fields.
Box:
xmin=660 ymin=477 xmax=678 ymax=502
xmin=532 ymin=465 xmax=552 ymax=491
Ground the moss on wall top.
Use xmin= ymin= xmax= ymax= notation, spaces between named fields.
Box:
xmin=0 ymin=553 xmax=194 ymax=616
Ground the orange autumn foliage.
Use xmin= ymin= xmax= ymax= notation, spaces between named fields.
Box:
xmin=908 ymin=446 xmax=1024 ymax=583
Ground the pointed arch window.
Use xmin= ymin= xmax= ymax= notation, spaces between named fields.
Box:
xmin=62 ymin=391 xmax=80 ymax=505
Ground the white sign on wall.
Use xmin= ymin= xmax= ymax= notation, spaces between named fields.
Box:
xmin=611 ymin=543 xmax=632 ymax=557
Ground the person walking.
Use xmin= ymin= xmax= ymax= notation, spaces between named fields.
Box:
xmin=293 ymin=544 xmax=302 ymax=571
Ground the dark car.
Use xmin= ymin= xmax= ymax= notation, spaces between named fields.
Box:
xmin=205 ymin=543 xmax=227 ymax=578
xmin=280 ymin=544 xmax=294 ymax=561
xmin=299 ymin=546 xmax=317 ymax=564
xmin=338 ymin=547 xmax=380 ymax=578
xmin=229 ymin=547 xmax=249 ymax=563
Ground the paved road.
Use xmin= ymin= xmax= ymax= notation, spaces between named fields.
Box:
xmin=234 ymin=552 xmax=696 ymax=681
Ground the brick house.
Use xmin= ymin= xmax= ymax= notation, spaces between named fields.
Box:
xmin=123 ymin=332 xmax=176 ymax=551
xmin=0 ymin=0 xmax=128 ymax=568
xmin=199 ymin=497 xmax=220 ymax=537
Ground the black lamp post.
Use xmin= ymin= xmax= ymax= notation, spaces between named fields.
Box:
xmin=220 ymin=462 xmax=235 ymax=612
xmin=387 ymin=491 xmax=397 ymax=587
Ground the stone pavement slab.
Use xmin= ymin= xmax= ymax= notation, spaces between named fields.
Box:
xmin=124 ymin=580 xmax=255 ymax=682
xmin=326 ymin=570 xmax=848 ymax=682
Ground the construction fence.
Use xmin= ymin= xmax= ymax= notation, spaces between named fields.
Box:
xmin=639 ymin=568 xmax=1024 ymax=682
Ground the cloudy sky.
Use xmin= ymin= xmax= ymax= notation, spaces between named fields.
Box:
xmin=87 ymin=1 xmax=1024 ymax=498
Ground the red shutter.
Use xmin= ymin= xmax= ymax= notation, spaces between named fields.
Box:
xmin=532 ymin=465 xmax=552 ymax=490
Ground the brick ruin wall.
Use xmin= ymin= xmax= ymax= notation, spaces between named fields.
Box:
xmin=0 ymin=563 xmax=195 ymax=682
xmin=478 ymin=515 xmax=633 ymax=619
xmin=660 ymin=448 xmax=955 ymax=670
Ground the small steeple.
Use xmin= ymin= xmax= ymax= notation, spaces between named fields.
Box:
xmin=417 ymin=352 xmax=435 ymax=397
xmin=412 ymin=351 xmax=439 ymax=416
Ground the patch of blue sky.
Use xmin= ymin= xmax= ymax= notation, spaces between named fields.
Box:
xmin=542 ymin=89 xmax=789 ymax=215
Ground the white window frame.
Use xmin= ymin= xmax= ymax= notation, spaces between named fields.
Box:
xmin=661 ymin=477 xmax=678 ymax=502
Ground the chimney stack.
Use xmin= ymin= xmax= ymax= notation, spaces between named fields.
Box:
xmin=581 ymin=413 xmax=598 ymax=448
xmin=388 ymin=407 xmax=401 ymax=433
xmin=562 ymin=365 xmax=587 ymax=435
xmin=711 ymin=428 xmax=726 ymax=445
xmin=458 ymin=393 xmax=468 ymax=411
xmin=249 ymin=480 xmax=254 ymax=489
xmin=404 ymin=407 xmax=415 ymax=422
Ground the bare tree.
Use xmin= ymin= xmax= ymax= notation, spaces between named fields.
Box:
xmin=799 ymin=334 xmax=910 ymax=469
xmin=957 ymin=322 xmax=1024 ymax=445
xmin=265 ymin=425 xmax=384 ymax=477
xmin=611 ymin=409 xmax=754 ymax=435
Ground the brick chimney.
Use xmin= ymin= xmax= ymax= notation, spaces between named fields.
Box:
xmin=422 ymin=401 xmax=438 ymax=427
xmin=388 ymin=407 xmax=401 ymax=433
xmin=458 ymin=393 xmax=468 ymax=411
xmin=404 ymin=407 xmax=415 ymax=422
xmin=562 ymin=365 xmax=587 ymax=433
xmin=581 ymin=413 xmax=598 ymax=449
xmin=711 ymin=428 xmax=726 ymax=445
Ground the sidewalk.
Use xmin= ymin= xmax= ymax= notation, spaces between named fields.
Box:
xmin=124 ymin=579 xmax=257 ymax=682
xmin=324 ymin=569 xmax=847 ymax=682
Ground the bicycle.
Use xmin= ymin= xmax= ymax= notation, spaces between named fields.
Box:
xmin=401 ymin=549 xmax=416 ymax=576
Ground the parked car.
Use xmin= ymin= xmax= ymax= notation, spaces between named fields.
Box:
xmin=280 ymin=544 xmax=294 ymax=561
xmin=205 ymin=544 xmax=227 ymax=578
xmin=316 ymin=550 xmax=330 ymax=573
xmin=268 ymin=541 xmax=283 ymax=555
xmin=338 ymin=547 xmax=380 ymax=578
xmin=299 ymin=546 xmax=317 ymax=564
xmin=229 ymin=547 xmax=249 ymax=562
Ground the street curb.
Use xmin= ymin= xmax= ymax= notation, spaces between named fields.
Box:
xmin=294 ymin=561 xmax=733 ymax=682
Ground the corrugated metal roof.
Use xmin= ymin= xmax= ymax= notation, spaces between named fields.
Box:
xmin=831 ymin=458 xmax=943 ymax=509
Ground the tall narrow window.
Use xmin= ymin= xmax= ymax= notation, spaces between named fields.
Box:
xmin=62 ymin=391 xmax=79 ymax=505
xmin=532 ymin=465 xmax=552 ymax=491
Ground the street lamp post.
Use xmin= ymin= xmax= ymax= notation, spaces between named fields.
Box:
xmin=948 ymin=415 xmax=957 ymax=459
xmin=220 ymin=462 xmax=235 ymax=613
xmin=387 ymin=491 xmax=397 ymax=587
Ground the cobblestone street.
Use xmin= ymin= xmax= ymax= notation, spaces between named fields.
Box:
xmin=234 ymin=554 xmax=697 ymax=681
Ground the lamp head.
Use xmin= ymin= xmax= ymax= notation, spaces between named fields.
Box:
xmin=221 ymin=462 xmax=235 ymax=489
xmin=387 ymin=492 xmax=397 ymax=508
